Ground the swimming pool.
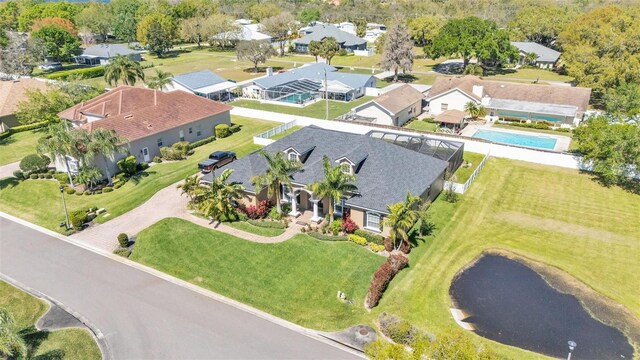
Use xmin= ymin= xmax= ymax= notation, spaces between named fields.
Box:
xmin=472 ymin=129 xmax=557 ymax=150
xmin=278 ymin=92 xmax=316 ymax=104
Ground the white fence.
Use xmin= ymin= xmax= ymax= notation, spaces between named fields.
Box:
xmin=445 ymin=151 xmax=491 ymax=194
xmin=253 ymin=120 xmax=297 ymax=146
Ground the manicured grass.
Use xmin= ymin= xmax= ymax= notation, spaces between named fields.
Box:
xmin=0 ymin=116 xmax=277 ymax=232
xmin=453 ymin=152 xmax=486 ymax=183
xmin=232 ymin=96 xmax=374 ymax=119
xmin=0 ymin=130 xmax=46 ymax=166
xmin=376 ymin=158 xmax=640 ymax=358
xmin=269 ymin=126 xmax=302 ymax=140
xmin=0 ymin=281 xmax=101 ymax=359
xmin=227 ymin=221 xmax=285 ymax=237
xmin=404 ymin=119 xmax=439 ymax=132
xmin=130 ymin=218 xmax=385 ymax=330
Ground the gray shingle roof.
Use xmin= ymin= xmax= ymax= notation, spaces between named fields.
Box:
xmin=81 ymin=44 xmax=140 ymax=58
xmin=172 ymin=70 xmax=228 ymax=91
xmin=202 ymin=126 xmax=449 ymax=214
xmin=511 ymin=42 xmax=561 ymax=63
xmin=253 ymin=63 xmax=374 ymax=90
xmin=295 ymin=24 xmax=367 ymax=47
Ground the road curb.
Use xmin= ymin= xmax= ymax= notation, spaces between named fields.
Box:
xmin=0 ymin=211 xmax=365 ymax=359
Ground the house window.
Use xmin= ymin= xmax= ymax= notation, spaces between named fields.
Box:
xmin=408 ymin=107 xmax=413 ymax=115
xmin=341 ymin=163 xmax=351 ymax=174
xmin=179 ymin=130 xmax=184 ymax=141
xmin=189 ymin=127 xmax=193 ymax=134
xmin=157 ymin=138 xmax=163 ymax=147
xmin=441 ymin=103 xmax=449 ymax=111
xmin=365 ymin=212 xmax=381 ymax=231
xmin=334 ymin=199 xmax=345 ymax=216
xmin=196 ymin=125 xmax=201 ymax=137
xmin=288 ymin=152 xmax=298 ymax=162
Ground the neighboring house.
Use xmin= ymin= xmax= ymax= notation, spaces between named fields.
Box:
xmin=202 ymin=126 xmax=460 ymax=236
xmin=0 ymin=78 xmax=50 ymax=132
xmin=351 ymin=84 xmax=424 ymax=127
xmin=242 ymin=63 xmax=376 ymax=104
xmin=76 ymin=44 xmax=142 ymax=66
xmin=213 ymin=19 xmax=272 ymax=43
xmin=426 ymin=76 xmax=592 ymax=126
xmin=57 ymin=86 xmax=231 ymax=175
xmin=166 ymin=70 xmax=237 ymax=101
xmin=294 ymin=24 xmax=367 ymax=53
xmin=511 ymin=42 xmax=561 ymax=69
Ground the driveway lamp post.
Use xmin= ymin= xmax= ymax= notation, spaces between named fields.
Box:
xmin=567 ymin=340 xmax=577 ymax=360
xmin=59 ymin=186 xmax=70 ymax=229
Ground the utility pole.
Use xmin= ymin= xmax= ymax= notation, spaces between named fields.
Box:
xmin=59 ymin=186 xmax=70 ymax=229
xmin=324 ymin=68 xmax=329 ymax=120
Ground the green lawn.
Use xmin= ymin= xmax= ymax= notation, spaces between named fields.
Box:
xmin=404 ymin=119 xmax=439 ymax=133
xmin=0 ymin=130 xmax=46 ymax=166
xmin=130 ymin=218 xmax=385 ymax=330
xmin=485 ymin=68 xmax=574 ymax=82
xmin=269 ymin=126 xmax=302 ymax=140
xmin=0 ymin=116 xmax=276 ymax=232
xmin=0 ymin=281 xmax=101 ymax=359
xmin=227 ymin=221 xmax=285 ymax=237
xmin=376 ymin=158 xmax=640 ymax=358
xmin=453 ymin=152 xmax=486 ymax=183
xmin=232 ymin=96 xmax=374 ymax=119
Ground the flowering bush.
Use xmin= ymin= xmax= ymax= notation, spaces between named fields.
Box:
xmin=329 ymin=219 xmax=342 ymax=235
xmin=348 ymin=234 xmax=367 ymax=245
xmin=341 ymin=217 xmax=359 ymax=233
xmin=369 ymin=243 xmax=385 ymax=252
xmin=240 ymin=200 xmax=270 ymax=219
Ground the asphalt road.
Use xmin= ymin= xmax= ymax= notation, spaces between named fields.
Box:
xmin=0 ymin=217 xmax=361 ymax=360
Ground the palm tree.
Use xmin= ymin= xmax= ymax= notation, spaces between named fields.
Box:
xmin=75 ymin=166 xmax=103 ymax=190
xmin=250 ymin=150 xmax=302 ymax=214
xmin=464 ymin=101 xmax=487 ymax=120
xmin=0 ymin=308 xmax=27 ymax=359
xmin=177 ymin=174 xmax=203 ymax=203
xmin=384 ymin=193 xmax=420 ymax=251
xmin=146 ymin=69 xmax=173 ymax=90
xmin=199 ymin=169 xmax=245 ymax=222
xmin=104 ymin=55 xmax=145 ymax=87
xmin=37 ymin=122 xmax=79 ymax=187
xmin=524 ymin=52 xmax=538 ymax=65
xmin=308 ymin=156 xmax=358 ymax=224
xmin=88 ymin=128 xmax=128 ymax=185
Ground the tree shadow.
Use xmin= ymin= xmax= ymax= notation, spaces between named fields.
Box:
xmin=483 ymin=67 xmax=517 ymax=76
xmin=383 ymin=73 xmax=418 ymax=83
xmin=0 ymin=136 xmax=17 ymax=146
xmin=242 ymin=66 xmax=284 ymax=74
xmin=579 ymin=169 xmax=640 ymax=195
xmin=128 ymin=170 xmax=155 ymax=185
xmin=0 ymin=177 xmax=19 ymax=190
xmin=20 ymin=326 xmax=65 ymax=360
xmin=158 ymin=49 xmax=191 ymax=58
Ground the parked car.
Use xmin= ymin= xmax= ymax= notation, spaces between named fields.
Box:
xmin=198 ymin=151 xmax=236 ymax=173
xmin=38 ymin=62 xmax=62 ymax=71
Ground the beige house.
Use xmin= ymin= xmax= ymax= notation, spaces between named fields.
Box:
xmin=0 ymin=78 xmax=50 ymax=132
xmin=351 ymin=84 xmax=424 ymax=127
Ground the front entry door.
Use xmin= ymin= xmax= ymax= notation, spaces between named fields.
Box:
xmin=142 ymin=147 xmax=150 ymax=162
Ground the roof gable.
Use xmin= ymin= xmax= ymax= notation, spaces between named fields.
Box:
xmin=294 ymin=24 xmax=366 ymax=47
xmin=373 ymin=84 xmax=424 ymax=114
xmin=172 ymin=70 xmax=227 ymax=91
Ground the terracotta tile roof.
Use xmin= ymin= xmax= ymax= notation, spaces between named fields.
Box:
xmin=58 ymin=86 xmax=232 ymax=142
xmin=373 ymin=84 xmax=424 ymax=115
xmin=0 ymin=78 xmax=50 ymax=117
xmin=427 ymin=76 xmax=591 ymax=115
xmin=435 ymin=109 xmax=466 ymax=124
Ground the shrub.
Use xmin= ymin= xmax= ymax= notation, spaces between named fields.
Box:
xmin=69 ymin=209 xmax=88 ymax=230
xmin=153 ymin=156 xmax=162 ymax=163
xmin=188 ymin=135 xmax=215 ymax=150
xmin=103 ymin=186 xmax=113 ymax=193
xmin=20 ymin=154 xmax=50 ymax=173
xmin=117 ymin=155 xmax=138 ymax=175
xmin=11 ymin=120 xmax=49 ymax=133
xmin=139 ymin=162 xmax=149 ymax=170
xmin=46 ymin=66 xmax=105 ymax=80
xmin=268 ymin=206 xmax=283 ymax=220
xmin=84 ymin=191 xmax=92 ymax=195
xmin=75 ymin=191 xmax=83 ymax=196
xmin=306 ymin=231 xmax=348 ymax=241
xmin=330 ymin=219 xmax=342 ymax=235
xmin=113 ymin=248 xmax=132 ymax=258
xmin=366 ymin=254 xmax=409 ymax=308
xmin=215 ymin=123 xmax=231 ymax=138
xmin=114 ymin=182 xmax=123 ymax=189
xmin=378 ymin=313 xmax=418 ymax=346
xmin=47 ymin=169 xmax=55 ymax=174
xmin=500 ymin=121 xmax=550 ymax=130
xmin=65 ymin=187 xmax=76 ymax=195
xmin=338 ymin=48 xmax=347 ymax=56
xmin=229 ymin=123 xmax=241 ymax=133
xmin=12 ymin=170 xmax=24 ymax=180
xmin=247 ymin=219 xmax=286 ymax=229
xmin=240 ymin=200 xmax=270 ymax=219
xmin=160 ymin=141 xmax=190 ymax=160
xmin=354 ymin=229 xmax=385 ymax=245
xmin=348 ymin=234 xmax=368 ymax=246
xmin=54 ymin=172 xmax=70 ymax=184
xmin=341 ymin=217 xmax=358 ymax=233
xmin=369 ymin=243 xmax=385 ymax=252
xmin=29 ymin=174 xmax=38 ymax=179
xmin=38 ymin=174 xmax=45 ymax=179
xmin=117 ymin=233 xmax=129 ymax=247
xmin=44 ymin=174 xmax=52 ymax=179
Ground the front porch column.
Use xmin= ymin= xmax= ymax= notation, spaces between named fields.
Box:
xmin=310 ymin=199 xmax=322 ymax=222
xmin=288 ymin=192 xmax=300 ymax=217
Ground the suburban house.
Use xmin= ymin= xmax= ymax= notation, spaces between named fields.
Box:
xmin=241 ymin=63 xmax=376 ymax=105
xmin=511 ymin=42 xmax=561 ymax=69
xmin=75 ymin=44 xmax=142 ymax=65
xmin=165 ymin=70 xmax=237 ymax=101
xmin=213 ymin=19 xmax=272 ymax=43
xmin=350 ymin=84 xmax=424 ymax=126
xmin=334 ymin=21 xmax=387 ymax=43
xmin=294 ymin=24 xmax=367 ymax=53
xmin=202 ymin=126 xmax=460 ymax=236
xmin=56 ymin=86 xmax=231 ymax=175
xmin=0 ymin=78 xmax=49 ymax=131
xmin=425 ymin=76 xmax=592 ymax=126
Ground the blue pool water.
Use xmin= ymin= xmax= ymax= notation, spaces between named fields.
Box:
xmin=278 ymin=92 xmax=316 ymax=104
xmin=472 ymin=129 xmax=557 ymax=150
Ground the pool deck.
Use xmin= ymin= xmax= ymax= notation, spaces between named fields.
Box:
xmin=461 ymin=123 xmax=571 ymax=152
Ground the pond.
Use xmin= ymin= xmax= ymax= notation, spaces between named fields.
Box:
xmin=450 ymin=255 xmax=634 ymax=359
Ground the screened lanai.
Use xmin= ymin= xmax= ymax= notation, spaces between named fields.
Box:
xmin=260 ymin=79 xmax=321 ymax=104
xmin=367 ymin=130 xmax=464 ymax=173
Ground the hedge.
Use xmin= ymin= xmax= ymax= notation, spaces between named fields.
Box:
xmin=247 ymin=219 xmax=286 ymax=229
xmin=0 ymin=120 xmax=49 ymax=140
xmin=307 ymin=231 xmax=347 ymax=242
xmin=354 ymin=229 xmax=385 ymax=245
xmin=188 ymin=135 xmax=215 ymax=150
xmin=46 ymin=66 xmax=105 ymax=80
xmin=69 ymin=209 xmax=88 ymax=229
xmin=113 ymin=248 xmax=132 ymax=258
xmin=215 ymin=124 xmax=231 ymax=138
xmin=365 ymin=254 xmax=409 ymax=309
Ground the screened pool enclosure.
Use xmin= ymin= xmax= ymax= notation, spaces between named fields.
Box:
xmin=260 ymin=79 xmax=321 ymax=104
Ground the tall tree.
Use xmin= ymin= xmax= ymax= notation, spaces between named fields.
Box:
xmin=427 ymin=17 xmax=517 ymax=70
xmin=88 ymin=128 xmax=128 ymax=185
xmin=298 ymin=8 xmax=320 ymax=25
xmin=381 ymin=21 xmax=414 ymax=82
xmin=384 ymin=193 xmax=420 ymax=251
xmin=0 ymin=1 xmax=20 ymax=30
xmin=75 ymin=2 xmax=113 ymax=41
xmin=0 ymin=308 xmax=27 ymax=359
xmin=605 ymin=83 xmax=640 ymax=123
xmin=247 ymin=3 xmax=281 ymax=22
xmin=319 ymin=37 xmax=339 ymax=65
xmin=137 ymin=12 xmax=176 ymax=57
xmin=17 ymin=2 xmax=82 ymax=32
xmin=32 ymin=17 xmax=77 ymax=36
xmin=111 ymin=0 xmax=144 ymax=44
xmin=508 ymin=5 xmax=577 ymax=49
xmin=250 ymin=150 xmax=302 ymax=214
xmin=16 ymin=89 xmax=73 ymax=124
xmin=236 ymin=40 xmax=275 ymax=73
xmin=37 ymin=122 xmax=80 ymax=186
xmin=180 ymin=16 xmax=208 ymax=47
xmin=31 ymin=25 xmax=81 ymax=61
xmin=308 ymin=156 xmax=358 ymax=224
xmin=308 ymin=40 xmax=322 ymax=62
xmin=199 ymin=169 xmax=245 ymax=222
xmin=204 ymin=13 xmax=241 ymax=48
xmin=104 ymin=55 xmax=145 ymax=87
xmin=353 ymin=18 xmax=367 ymax=38
xmin=0 ymin=33 xmax=41 ymax=75
xmin=408 ymin=15 xmax=444 ymax=47
xmin=177 ymin=174 xmax=204 ymax=203
xmin=261 ymin=12 xmax=296 ymax=56
xmin=146 ymin=69 xmax=173 ymax=90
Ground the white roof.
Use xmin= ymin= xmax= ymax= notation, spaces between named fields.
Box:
xmin=488 ymin=98 xmax=577 ymax=117
xmin=193 ymin=81 xmax=238 ymax=94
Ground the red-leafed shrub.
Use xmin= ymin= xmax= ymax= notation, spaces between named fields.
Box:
xmin=239 ymin=200 xmax=270 ymax=219
xmin=384 ymin=237 xmax=394 ymax=252
xmin=366 ymin=254 xmax=409 ymax=309
xmin=341 ymin=217 xmax=359 ymax=233
xmin=399 ymin=240 xmax=411 ymax=254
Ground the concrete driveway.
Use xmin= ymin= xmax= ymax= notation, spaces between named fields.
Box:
xmin=0 ymin=216 xmax=362 ymax=360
